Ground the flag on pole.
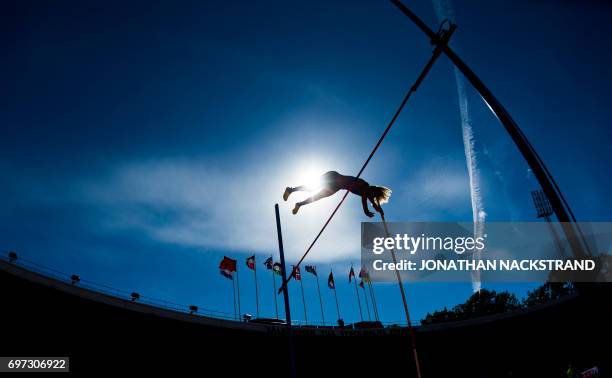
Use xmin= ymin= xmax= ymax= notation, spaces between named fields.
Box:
xmin=248 ymin=254 xmax=260 ymax=318
xmin=328 ymin=271 xmax=335 ymax=289
xmin=267 ymin=256 xmax=279 ymax=317
xmin=263 ymin=256 xmax=273 ymax=270
xmin=305 ymin=265 xmax=317 ymax=276
xmin=359 ymin=267 xmax=371 ymax=283
xmin=246 ymin=255 xmax=255 ymax=270
xmin=349 ymin=266 xmax=355 ymax=282
xmin=219 ymin=256 xmax=237 ymax=280
xmin=273 ymin=262 xmax=282 ymax=276
xmin=293 ymin=266 xmax=301 ymax=281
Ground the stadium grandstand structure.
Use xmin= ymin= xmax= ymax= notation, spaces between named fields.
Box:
xmin=1 ymin=252 xmax=609 ymax=376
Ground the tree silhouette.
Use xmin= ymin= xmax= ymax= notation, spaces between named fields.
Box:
xmin=422 ymin=283 xmax=575 ymax=325
xmin=422 ymin=289 xmax=520 ymax=325
xmin=522 ymin=282 xmax=574 ymax=307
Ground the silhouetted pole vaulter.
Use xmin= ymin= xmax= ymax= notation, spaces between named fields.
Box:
xmin=360 ymin=280 xmax=372 ymax=321
xmin=328 ymin=270 xmax=341 ymax=324
xmin=264 ymin=256 xmax=279 ymax=319
xmin=349 ymin=265 xmax=363 ymax=322
xmin=284 ymin=171 xmax=391 ymax=218
xmin=390 ymin=0 xmax=592 ymax=263
xmin=305 ymin=265 xmax=325 ymax=324
xmin=246 ymin=255 xmax=260 ymax=318
xmin=274 ymin=204 xmax=297 ymax=378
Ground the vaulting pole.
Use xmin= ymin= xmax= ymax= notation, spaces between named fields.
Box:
xmin=381 ymin=214 xmax=422 ymax=378
xmin=390 ymin=0 xmax=591 ymax=262
xmin=275 ymin=204 xmax=297 ymax=378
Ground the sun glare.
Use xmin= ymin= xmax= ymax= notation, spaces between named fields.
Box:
xmin=290 ymin=160 xmax=327 ymax=192
xmin=298 ymin=168 xmax=323 ymax=191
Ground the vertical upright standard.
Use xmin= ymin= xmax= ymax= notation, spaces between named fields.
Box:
xmin=275 ymin=204 xmax=297 ymax=378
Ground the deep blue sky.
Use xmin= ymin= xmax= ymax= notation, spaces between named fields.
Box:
xmin=2 ymin=0 xmax=611 ymax=324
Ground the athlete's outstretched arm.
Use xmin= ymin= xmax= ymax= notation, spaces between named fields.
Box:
xmin=369 ymin=196 xmax=384 ymax=216
xmin=362 ymin=195 xmax=375 ymax=218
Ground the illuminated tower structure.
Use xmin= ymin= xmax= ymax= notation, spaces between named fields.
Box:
xmin=531 ymin=189 xmax=566 ymax=258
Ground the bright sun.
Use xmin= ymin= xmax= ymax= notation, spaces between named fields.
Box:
xmin=299 ymin=168 xmax=323 ymax=191
xmin=292 ymin=161 xmax=326 ymax=192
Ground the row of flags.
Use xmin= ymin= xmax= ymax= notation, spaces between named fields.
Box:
xmin=219 ymin=255 xmax=371 ymax=287
xmin=218 ymin=254 xmax=378 ymax=323
xmin=263 ymin=256 xmax=283 ymax=276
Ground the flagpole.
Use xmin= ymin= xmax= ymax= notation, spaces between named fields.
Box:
xmin=272 ymin=265 xmax=278 ymax=319
xmin=315 ymin=274 xmax=325 ymax=325
xmin=351 ymin=266 xmax=363 ymax=322
xmin=236 ymin=265 xmax=241 ymax=319
xmin=299 ymin=276 xmax=307 ymax=324
xmin=362 ymin=283 xmax=372 ymax=321
xmin=253 ymin=259 xmax=260 ymax=318
xmin=231 ymin=274 xmax=237 ymax=320
xmin=352 ymin=270 xmax=364 ymax=322
xmin=333 ymin=287 xmax=340 ymax=323
xmin=368 ymin=280 xmax=380 ymax=321
xmin=331 ymin=270 xmax=341 ymax=322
